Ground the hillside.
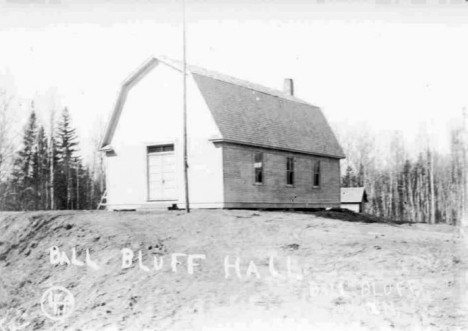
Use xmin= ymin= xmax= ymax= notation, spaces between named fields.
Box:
xmin=0 ymin=210 xmax=467 ymax=331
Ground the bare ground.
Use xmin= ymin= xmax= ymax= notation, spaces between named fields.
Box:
xmin=0 ymin=210 xmax=467 ymax=331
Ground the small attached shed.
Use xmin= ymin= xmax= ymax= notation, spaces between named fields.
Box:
xmin=340 ymin=187 xmax=368 ymax=213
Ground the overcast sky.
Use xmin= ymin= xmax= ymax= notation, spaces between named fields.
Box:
xmin=1 ymin=0 xmax=468 ymax=160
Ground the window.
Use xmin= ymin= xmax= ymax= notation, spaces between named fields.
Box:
xmin=286 ymin=157 xmax=294 ymax=186
xmin=148 ymin=144 xmax=174 ymax=153
xmin=313 ymin=160 xmax=321 ymax=187
xmin=254 ymin=152 xmax=264 ymax=184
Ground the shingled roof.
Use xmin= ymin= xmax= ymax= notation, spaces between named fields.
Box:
xmin=101 ymin=56 xmax=345 ymax=159
xmin=341 ymin=187 xmax=368 ymax=203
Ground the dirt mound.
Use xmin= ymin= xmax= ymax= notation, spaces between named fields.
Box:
xmin=0 ymin=210 xmax=467 ymax=331
xmin=312 ymin=208 xmax=412 ymax=225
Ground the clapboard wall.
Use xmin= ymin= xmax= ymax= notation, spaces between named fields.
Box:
xmin=221 ymin=143 xmax=341 ymax=209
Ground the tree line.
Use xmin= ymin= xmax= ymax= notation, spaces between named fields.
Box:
xmin=0 ymin=103 xmax=104 ymax=211
xmin=1 ymin=88 xmax=466 ymax=222
xmin=339 ymin=114 xmax=468 ymax=225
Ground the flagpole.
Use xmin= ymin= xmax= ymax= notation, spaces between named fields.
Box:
xmin=182 ymin=0 xmax=190 ymax=213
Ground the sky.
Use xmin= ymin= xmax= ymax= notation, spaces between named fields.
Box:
xmin=1 ymin=0 xmax=468 ymax=161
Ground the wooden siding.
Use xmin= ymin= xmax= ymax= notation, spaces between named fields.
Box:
xmin=340 ymin=203 xmax=361 ymax=213
xmin=105 ymin=65 xmax=224 ymax=210
xmin=222 ymin=144 xmax=341 ymax=208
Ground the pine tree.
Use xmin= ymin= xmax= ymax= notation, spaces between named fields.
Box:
xmin=342 ymin=165 xmax=355 ymax=187
xmin=33 ymin=126 xmax=49 ymax=210
xmin=10 ymin=109 xmax=38 ymax=210
xmin=55 ymin=107 xmax=79 ymax=210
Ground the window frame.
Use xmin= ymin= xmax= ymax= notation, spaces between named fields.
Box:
xmin=253 ymin=152 xmax=264 ymax=185
xmin=147 ymin=144 xmax=174 ymax=154
xmin=313 ymin=160 xmax=321 ymax=188
xmin=286 ymin=156 xmax=295 ymax=187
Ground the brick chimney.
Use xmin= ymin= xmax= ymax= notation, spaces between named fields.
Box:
xmin=284 ymin=78 xmax=294 ymax=96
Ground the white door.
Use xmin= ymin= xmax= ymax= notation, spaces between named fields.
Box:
xmin=148 ymin=145 xmax=177 ymax=201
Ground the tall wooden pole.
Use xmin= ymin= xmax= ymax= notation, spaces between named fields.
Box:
xmin=182 ymin=0 xmax=190 ymax=213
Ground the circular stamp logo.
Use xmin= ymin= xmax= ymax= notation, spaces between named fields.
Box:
xmin=40 ymin=286 xmax=75 ymax=321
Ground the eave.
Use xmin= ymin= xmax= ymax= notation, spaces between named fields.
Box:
xmin=210 ymin=138 xmax=346 ymax=159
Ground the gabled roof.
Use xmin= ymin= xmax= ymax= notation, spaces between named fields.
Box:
xmin=341 ymin=187 xmax=368 ymax=203
xmin=101 ymin=56 xmax=345 ymax=159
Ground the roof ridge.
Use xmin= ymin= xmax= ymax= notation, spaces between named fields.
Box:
xmin=156 ymin=55 xmax=316 ymax=107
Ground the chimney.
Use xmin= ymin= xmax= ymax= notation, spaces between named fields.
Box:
xmin=284 ymin=78 xmax=294 ymax=96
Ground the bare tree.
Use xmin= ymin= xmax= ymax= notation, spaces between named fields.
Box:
xmin=90 ymin=117 xmax=106 ymax=208
xmin=0 ymin=89 xmax=19 ymax=209
xmin=336 ymin=117 xmax=467 ymax=225
xmin=450 ymin=110 xmax=468 ymax=226
xmin=0 ymin=90 xmax=15 ymax=181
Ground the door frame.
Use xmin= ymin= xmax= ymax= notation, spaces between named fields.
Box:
xmin=145 ymin=141 xmax=177 ymax=202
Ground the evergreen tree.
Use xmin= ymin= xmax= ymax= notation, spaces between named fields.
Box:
xmin=342 ymin=165 xmax=357 ymax=187
xmin=1 ymin=103 xmax=102 ymax=211
xmin=10 ymin=109 xmax=38 ymax=210
xmin=33 ymin=126 xmax=49 ymax=210
xmin=55 ymin=107 xmax=79 ymax=210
